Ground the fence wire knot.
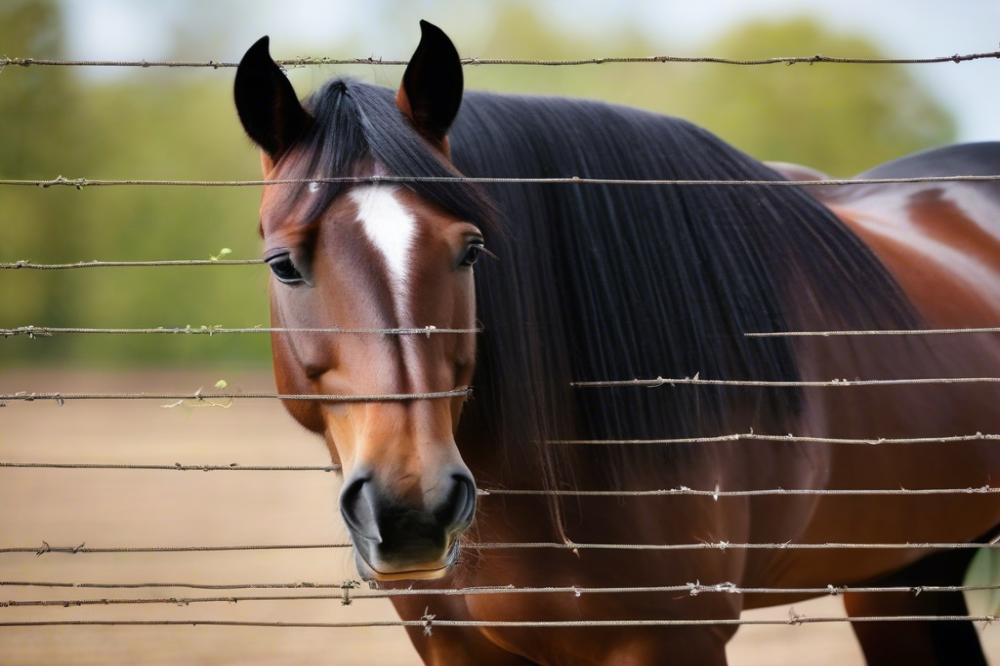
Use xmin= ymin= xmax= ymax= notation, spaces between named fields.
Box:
xmin=787 ymin=607 xmax=804 ymax=625
xmin=34 ymin=541 xmax=51 ymax=557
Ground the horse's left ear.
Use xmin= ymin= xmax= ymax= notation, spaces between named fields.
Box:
xmin=396 ymin=20 xmax=463 ymax=151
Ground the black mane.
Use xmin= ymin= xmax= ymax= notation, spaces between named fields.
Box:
xmin=280 ymin=79 xmax=918 ymax=487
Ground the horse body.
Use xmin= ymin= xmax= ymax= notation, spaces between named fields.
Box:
xmin=397 ymin=146 xmax=1000 ymax=666
xmin=234 ymin=23 xmax=1000 ymax=665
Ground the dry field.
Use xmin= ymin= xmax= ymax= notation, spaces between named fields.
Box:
xmin=0 ymin=369 xmax=995 ymax=665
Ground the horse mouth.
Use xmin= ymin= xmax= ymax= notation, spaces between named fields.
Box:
xmin=354 ymin=540 xmax=460 ymax=582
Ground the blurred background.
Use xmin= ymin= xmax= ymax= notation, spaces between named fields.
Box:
xmin=4 ymin=0 xmax=999 ymax=367
xmin=1 ymin=1 xmax=998 ymax=663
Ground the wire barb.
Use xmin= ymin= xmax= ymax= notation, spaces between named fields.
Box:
xmin=340 ymin=581 xmax=359 ymax=606
xmin=421 ymin=607 xmax=436 ymax=636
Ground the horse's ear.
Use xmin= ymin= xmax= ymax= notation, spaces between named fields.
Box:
xmin=234 ymin=36 xmax=311 ymax=159
xmin=396 ymin=20 xmax=463 ymax=150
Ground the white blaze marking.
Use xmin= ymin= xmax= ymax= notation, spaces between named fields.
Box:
xmin=348 ymin=185 xmax=417 ymax=319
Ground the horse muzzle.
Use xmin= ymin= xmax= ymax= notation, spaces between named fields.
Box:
xmin=339 ymin=468 xmax=476 ymax=581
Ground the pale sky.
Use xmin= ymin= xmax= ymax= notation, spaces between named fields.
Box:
xmin=58 ymin=0 xmax=999 ymax=142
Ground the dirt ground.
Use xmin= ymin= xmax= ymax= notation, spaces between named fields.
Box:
xmin=0 ymin=369 xmax=995 ymax=665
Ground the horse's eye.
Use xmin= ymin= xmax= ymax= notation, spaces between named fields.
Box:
xmin=267 ymin=254 xmax=304 ymax=284
xmin=459 ymin=240 xmax=485 ymax=268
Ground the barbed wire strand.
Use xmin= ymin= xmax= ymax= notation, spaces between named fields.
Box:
xmin=2 ymin=580 xmax=996 ymax=597
xmin=0 ymin=465 xmax=989 ymax=497
xmin=5 ymin=324 xmax=1000 ymax=338
xmin=747 ymin=326 xmax=1000 ymax=337
xmin=547 ymin=432 xmax=1000 ymax=446
xmin=6 ymin=541 xmax=997 ymax=556
xmin=9 ymin=325 xmax=995 ymax=338
xmin=0 ymin=615 xmax=993 ymax=630
xmin=2 ymin=49 xmax=999 ymax=69
xmin=6 ymin=324 xmax=1000 ymax=338
xmin=479 ymin=486 xmax=1000 ymax=498
xmin=0 ymin=259 xmax=263 ymax=270
xmin=1 ymin=325 xmax=480 ymax=337
xmin=0 ymin=462 xmax=340 ymax=472
xmin=471 ymin=542 xmax=1000 ymax=552
xmin=6 ymin=376 xmax=1000 ymax=404
xmin=0 ymin=388 xmax=470 ymax=404
xmin=3 ymin=174 xmax=1000 ymax=190
xmin=571 ymin=376 xmax=1000 ymax=389
xmin=5 ymin=582 xmax=1000 ymax=608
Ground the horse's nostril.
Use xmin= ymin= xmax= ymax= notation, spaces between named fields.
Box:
xmin=339 ymin=474 xmax=382 ymax=543
xmin=436 ymin=472 xmax=477 ymax=530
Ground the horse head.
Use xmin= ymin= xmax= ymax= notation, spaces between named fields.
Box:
xmin=234 ymin=22 xmax=482 ymax=581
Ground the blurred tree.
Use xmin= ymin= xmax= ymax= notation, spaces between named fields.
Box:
xmin=0 ymin=0 xmax=86 ymax=346
xmin=468 ymin=7 xmax=955 ymax=176
xmin=670 ymin=18 xmax=956 ymax=175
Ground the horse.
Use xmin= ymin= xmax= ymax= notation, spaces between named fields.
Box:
xmin=233 ymin=21 xmax=1000 ymax=665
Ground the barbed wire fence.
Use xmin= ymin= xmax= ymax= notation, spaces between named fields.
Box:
xmin=2 ymin=46 xmax=1000 ymax=644
xmin=2 ymin=48 xmax=999 ymax=69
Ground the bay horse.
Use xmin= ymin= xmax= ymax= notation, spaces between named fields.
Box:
xmin=233 ymin=21 xmax=1000 ymax=665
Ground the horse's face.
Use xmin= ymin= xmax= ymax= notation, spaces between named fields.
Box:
xmin=235 ymin=23 xmax=479 ymax=580
xmin=263 ymin=178 xmax=481 ymax=581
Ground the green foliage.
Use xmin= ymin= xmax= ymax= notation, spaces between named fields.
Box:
xmin=467 ymin=9 xmax=955 ymax=176
xmin=0 ymin=2 xmax=956 ymax=367
xmin=0 ymin=2 xmax=269 ymax=367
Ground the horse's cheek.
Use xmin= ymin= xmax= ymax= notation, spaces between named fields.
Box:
xmin=271 ymin=335 xmax=325 ymax=434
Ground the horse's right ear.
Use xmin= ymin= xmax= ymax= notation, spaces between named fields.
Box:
xmin=234 ymin=36 xmax=311 ymax=159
